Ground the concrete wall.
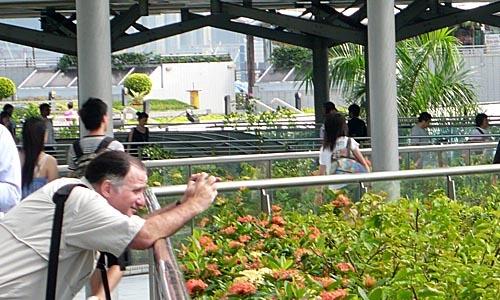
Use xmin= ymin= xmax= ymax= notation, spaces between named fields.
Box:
xmin=147 ymin=62 xmax=235 ymax=114
xmin=462 ymin=53 xmax=500 ymax=103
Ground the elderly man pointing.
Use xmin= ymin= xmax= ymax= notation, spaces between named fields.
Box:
xmin=0 ymin=151 xmax=218 ymax=299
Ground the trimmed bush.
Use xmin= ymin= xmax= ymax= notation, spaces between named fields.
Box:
xmin=0 ymin=77 xmax=16 ymax=99
xmin=123 ymin=73 xmax=152 ymax=96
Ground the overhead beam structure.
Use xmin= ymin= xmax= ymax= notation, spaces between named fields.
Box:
xmin=0 ymin=0 xmax=499 ymax=170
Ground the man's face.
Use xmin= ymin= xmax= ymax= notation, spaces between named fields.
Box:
xmin=107 ymin=165 xmax=148 ymax=217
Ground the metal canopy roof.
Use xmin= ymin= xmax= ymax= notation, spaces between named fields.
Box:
xmin=0 ymin=0 xmax=495 ymax=18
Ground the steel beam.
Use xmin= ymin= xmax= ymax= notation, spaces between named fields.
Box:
xmin=41 ymin=9 xmax=77 ymax=38
xmin=397 ymin=2 xmax=500 ymax=41
xmin=112 ymin=14 xmax=228 ymax=51
xmin=110 ymin=2 xmax=149 ymax=41
xmin=184 ymin=12 xmax=314 ymax=48
xmin=220 ymin=2 xmax=366 ymax=45
xmin=0 ymin=22 xmax=76 ymax=55
xmin=395 ymin=0 xmax=432 ymax=30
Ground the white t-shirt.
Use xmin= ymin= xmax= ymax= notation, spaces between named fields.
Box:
xmin=0 ymin=125 xmax=21 ymax=213
xmin=319 ymin=136 xmax=360 ymax=175
xmin=0 ymin=177 xmax=144 ymax=299
xmin=67 ymin=136 xmax=124 ymax=171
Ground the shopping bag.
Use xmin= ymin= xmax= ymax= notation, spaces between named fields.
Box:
xmin=332 ymin=157 xmax=367 ymax=174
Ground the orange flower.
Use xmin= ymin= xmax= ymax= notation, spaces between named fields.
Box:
xmin=198 ymin=217 xmax=210 ymax=228
xmin=221 ymin=226 xmax=236 ymax=235
xmin=270 ymin=224 xmax=286 ymax=238
xmin=204 ymin=243 xmax=218 ymax=253
xmin=185 ymin=279 xmax=208 ymax=296
xmin=199 ymin=236 xmax=213 ymax=247
xmin=272 ymin=269 xmax=298 ymax=280
xmin=308 ymin=226 xmax=321 ymax=240
xmin=331 ymin=194 xmax=351 ymax=208
xmin=258 ymin=219 xmax=270 ymax=227
xmin=364 ymin=275 xmax=376 ymax=289
xmin=237 ymin=215 xmax=254 ymax=223
xmin=206 ymin=263 xmax=222 ymax=276
xmin=320 ymin=289 xmax=348 ymax=300
xmin=229 ymin=240 xmax=245 ymax=249
xmin=238 ymin=235 xmax=251 ymax=243
xmin=271 ymin=215 xmax=286 ymax=226
xmin=336 ymin=262 xmax=355 ymax=273
xmin=294 ymin=248 xmax=312 ymax=262
xmin=271 ymin=205 xmax=282 ymax=213
xmin=228 ymin=281 xmax=257 ymax=295
xmin=245 ymin=259 xmax=262 ymax=270
xmin=314 ymin=276 xmax=335 ymax=288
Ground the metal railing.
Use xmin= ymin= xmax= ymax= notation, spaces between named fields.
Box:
xmin=56 ymin=141 xmax=499 ymax=174
xmin=151 ymin=163 xmax=500 ymax=201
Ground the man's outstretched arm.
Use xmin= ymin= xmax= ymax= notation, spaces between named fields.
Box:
xmin=130 ymin=173 xmax=217 ymax=249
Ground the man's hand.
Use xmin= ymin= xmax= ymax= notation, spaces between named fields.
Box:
xmin=181 ymin=172 xmax=218 ymax=214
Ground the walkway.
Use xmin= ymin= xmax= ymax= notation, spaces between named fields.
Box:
xmin=74 ymin=274 xmax=149 ymax=299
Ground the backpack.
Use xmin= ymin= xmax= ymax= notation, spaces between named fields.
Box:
xmin=70 ymin=136 xmax=114 ymax=178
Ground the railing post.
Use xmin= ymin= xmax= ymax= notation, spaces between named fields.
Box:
xmin=359 ymin=182 xmax=368 ymax=199
xmin=267 ymin=159 xmax=272 ymax=179
xmin=148 ymin=249 xmax=157 ymax=300
xmin=447 ymin=176 xmax=456 ymax=200
xmin=260 ymin=189 xmax=272 ymax=215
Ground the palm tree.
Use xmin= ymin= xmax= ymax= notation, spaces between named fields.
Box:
xmin=295 ymin=28 xmax=478 ymax=117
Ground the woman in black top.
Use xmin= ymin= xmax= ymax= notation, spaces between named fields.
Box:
xmin=128 ymin=112 xmax=149 ymax=155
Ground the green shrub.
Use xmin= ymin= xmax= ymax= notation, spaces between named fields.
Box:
xmin=124 ymin=73 xmax=152 ymax=95
xmin=270 ymin=46 xmax=311 ymax=71
xmin=0 ymin=77 xmax=16 ymax=99
xmin=57 ymin=55 xmax=78 ymax=72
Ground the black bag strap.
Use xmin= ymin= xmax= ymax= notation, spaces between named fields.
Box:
xmin=476 ymin=127 xmax=485 ymax=135
xmin=96 ymin=254 xmax=112 ymax=300
xmin=96 ymin=136 xmax=114 ymax=153
xmin=46 ymin=183 xmax=87 ymax=300
xmin=72 ymin=140 xmax=83 ymax=159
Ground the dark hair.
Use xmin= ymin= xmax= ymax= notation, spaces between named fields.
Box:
xmin=22 ymin=117 xmax=46 ymax=189
xmin=323 ymin=102 xmax=337 ymax=115
xmin=417 ymin=112 xmax=432 ymax=123
xmin=136 ymin=111 xmax=149 ymax=120
xmin=67 ymin=102 xmax=73 ymax=109
xmin=323 ymin=113 xmax=348 ymax=151
xmin=475 ymin=113 xmax=488 ymax=127
xmin=79 ymin=97 xmax=107 ymax=131
xmin=85 ymin=151 xmax=146 ymax=185
xmin=348 ymin=104 xmax=361 ymax=117
xmin=2 ymin=103 xmax=13 ymax=115
xmin=39 ymin=103 xmax=50 ymax=113
xmin=0 ymin=111 xmax=9 ymax=124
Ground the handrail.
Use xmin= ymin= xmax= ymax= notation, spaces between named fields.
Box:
xmin=151 ymin=164 xmax=500 ymax=196
xmin=56 ymin=141 xmax=498 ymax=173
xmin=146 ymin=189 xmax=189 ymax=300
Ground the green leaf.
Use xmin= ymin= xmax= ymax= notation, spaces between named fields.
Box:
xmin=358 ymin=286 xmax=370 ymax=300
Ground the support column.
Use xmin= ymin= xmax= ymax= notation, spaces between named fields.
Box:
xmin=312 ymin=38 xmax=329 ymax=125
xmin=363 ymin=45 xmax=370 ymax=136
xmin=246 ymin=35 xmax=255 ymax=95
xmin=367 ymin=0 xmax=399 ymax=198
xmin=76 ymin=0 xmax=113 ymax=137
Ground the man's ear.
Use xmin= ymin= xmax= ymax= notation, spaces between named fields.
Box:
xmin=98 ymin=180 xmax=113 ymax=199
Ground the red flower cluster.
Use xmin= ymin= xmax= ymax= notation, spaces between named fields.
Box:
xmin=229 ymin=240 xmax=245 ymax=249
xmin=270 ymin=224 xmax=286 ymax=238
xmin=258 ymin=219 xmax=270 ymax=227
xmin=238 ymin=235 xmax=251 ymax=243
xmin=228 ymin=281 xmax=257 ymax=295
xmin=271 ymin=204 xmax=282 ymax=213
xmin=272 ymin=269 xmax=298 ymax=280
xmin=331 ymin=194 xmax=351 ymax=208
xmin=314 ymin=276 xmax=335 ymax=288
xmin=320 ymin=289 xmax=348 ymax=300
xmin=237 ymin=215 xmax=254 ymax=223
xmin=294 ymin=248 xmax=312 ymax=263
xmin=206 ymin=263 xmax=222 ymax=276
xmin=271 ymin=215 xmax=286 ymax=226
xmin=186 ymin=279 xmax=208 ymax=296
xmin=308 ymin=226 xmax=321 ymax=240
xmin=221 ymin=226 xmax=236 ymax=235
xmin=199 ymin=235 xmax=218 ymax=253
xmin=336 ymin=262 xmax=355 ymax=273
